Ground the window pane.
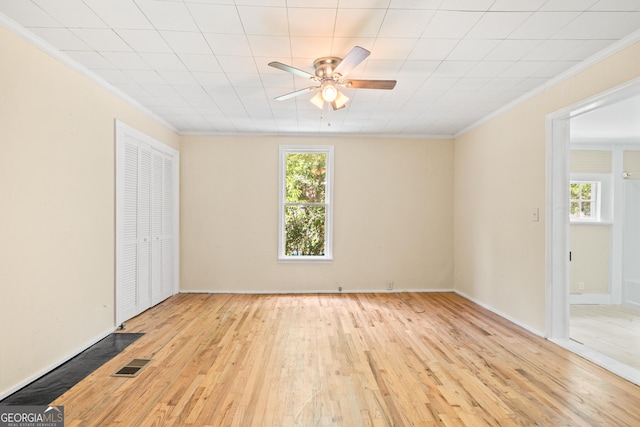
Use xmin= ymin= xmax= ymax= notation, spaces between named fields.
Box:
xmin=570 ymin=183 xmax=580 ymax=200
xmin=285 ymin=153 xmax=326 ymax=203
xmin=581 ymin=183 xmax=592 ymax=201
xmin=570 ymin=202 xmax=580 ymax=217
xmin=581 ymin=202 xmax=591 ymax=217
xmin=285 ymin=205 xmax=325 ymax=256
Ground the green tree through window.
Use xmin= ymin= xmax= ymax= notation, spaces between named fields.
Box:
xmin=279 ymin=146 xmax=333 ymax=261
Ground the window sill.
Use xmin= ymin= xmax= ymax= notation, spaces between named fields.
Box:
xmin=569 ymin=220 xmax=612 ymax=226
xmin=278 ymin=256 xmax=333 ymax=264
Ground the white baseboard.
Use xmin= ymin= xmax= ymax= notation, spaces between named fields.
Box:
xmin=453 ymin=290 xmax=545 ymax=337
xmin=0 ymin=327 xmax=116 ymax=401
xmin=569 ymin=293 xmax=611 ymax=305
xmin=179 ymin=288 xmax=455 ymax=294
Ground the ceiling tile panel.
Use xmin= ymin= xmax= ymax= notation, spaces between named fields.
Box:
xmin=187 ymin=3 xmax=244 ymax=34
xmin=178 ymin=54 xmax=222 ymax=72
xmin=70 ymin=28 xmax=132 ymax=51
xmin=422 ymin=11 xmax=483 ymax=38
xmin=83 ymin=0 xmax=153 ymax=30
xmin=465 ymin=12 xmax=532 ymax=39
xmin=135 ymin=0 xmax=198 ymax=31
xmin=0 ymin=0 xmax=60 ymax=27
xmin=101 ymin=51 xmax=150 ymax=70
xmin=438 ymin=0 xmax=495 ymax=11
xmin=33 ymin=0 xmax=106 ymax=28
xmin=409 ymin=38 xmax=459 ymax=60
xmin=64 ymin=50 xmax=114 ymax=69
xmin=334 ymin=8 xmax=387 ymax=38
xmin=158 ymin=70 xmax=199 ymax=86
xmin=551 ymin=11 xmax=630 ymax=39
xmin=378 ymin=9 xmax=435 ymax=38
xmin=540 ymin=0 xmax=598 ymax=11
xmin=29 ymin=27 xmax=90 ymax=50
xmin=140 ymin=53 xmax=187 ymax=71
xmin=490 ymin=0 xmax=546 ymax=11
xmin=288 ymin=8 xmax=337 ymax=37
xmin=246 ymin=35 xmax=291 ymax=58
xmin=115 ymin=29 xmax=173 ymax=53
xmin=483 ymin=40 xmax=542 ymax=61
xmin=521 ymin=39 xmax=584 ymax=60
xmin=509 ymin=12 xmax=581 ymax=39
xmin=446 ymin=39 xmax=500 ymax=60
xmin=161 ymin=31 xmax=211 ymax=55
xmin=238 ymin=6 xmax=288 ymax=36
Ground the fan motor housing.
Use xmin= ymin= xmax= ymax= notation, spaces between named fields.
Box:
xmin=313 ymin=57 xmax=342 ymax=79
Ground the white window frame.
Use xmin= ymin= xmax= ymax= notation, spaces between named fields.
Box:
xmin=278 ymin=145 xmax=334 ymax=263
xmin=569 ymin=180 xmax=601 ymax=223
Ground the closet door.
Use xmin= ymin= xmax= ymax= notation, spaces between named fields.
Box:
xmin=116 ymin=121 xmax=178 ymax=326
xmin=138 ymin=143 xmax=152 ymax=312
xmin=162 ymin=153 xmax=175 ymax=300
xmin=119 ymin=139 xmax=140 ymax=323
xmin=150 ymin=149 xmax=164 ymax=306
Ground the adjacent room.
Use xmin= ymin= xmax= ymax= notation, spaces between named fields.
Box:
xmin=2 ymin=1 xmax=640 ymax=425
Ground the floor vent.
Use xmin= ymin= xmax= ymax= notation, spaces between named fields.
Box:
xmin=112 ymin=358 xmax=152 ymax=378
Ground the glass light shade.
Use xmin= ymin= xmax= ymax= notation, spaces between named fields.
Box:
xmin=321 ymin=83 xmax=338 ymax=102
xmin=332 ymin=91 xmax=349 ymax=110
xmin=310 ymin=92 xmax=324 ymax=109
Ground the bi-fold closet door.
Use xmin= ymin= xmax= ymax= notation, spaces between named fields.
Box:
xmin=116 ymin=121 xmax=178 ymax=325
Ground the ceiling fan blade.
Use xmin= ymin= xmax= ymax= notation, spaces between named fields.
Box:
xmin=332 ymin=46 xmax=370 ymax=78
xmin=274 ymin=86 xmax=319 ymax=101
xmin=268 ymin=61 xmax=316 ymax=80
xmin=344 ymin=79 xmax=397 ymax=90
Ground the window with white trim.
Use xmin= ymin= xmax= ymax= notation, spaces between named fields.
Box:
xmin=570 ymin=181 xmax=601 ymax=222
xmin=279 ymin=146 xmax=333 ymax=262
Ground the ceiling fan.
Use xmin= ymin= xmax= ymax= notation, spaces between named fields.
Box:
xmin=268 ymin=46 xmax=397 ymax=111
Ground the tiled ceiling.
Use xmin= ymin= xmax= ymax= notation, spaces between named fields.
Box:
xmin=2 ymin=0 xmax=640 ymax=136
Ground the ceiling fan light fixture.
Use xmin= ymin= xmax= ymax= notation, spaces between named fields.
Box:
xmin=332 ymin=91 xmax=349 ymax=110
xmin=321 ymin=83 xmax=338 ymax=102
xmin=310 ymin=92 xmax=325 ymax=109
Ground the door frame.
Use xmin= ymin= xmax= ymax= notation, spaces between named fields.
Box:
xmin=115 ymin=120 xmax=180 ymax=326
xmin=546 ymin=77 xmax=640 ymax=385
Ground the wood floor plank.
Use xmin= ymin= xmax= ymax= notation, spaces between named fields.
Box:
xmin=52 ymin=292 xmax=640 ymax=426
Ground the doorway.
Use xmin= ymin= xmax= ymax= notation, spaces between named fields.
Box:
xmin=546 ymin=77 xmax=640 ymax=385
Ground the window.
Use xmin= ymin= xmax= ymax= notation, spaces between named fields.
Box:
xmin=279 ymin=146 xmax=333 ymax=262
xmin=570 ymin=181 xmax=601 ymax=222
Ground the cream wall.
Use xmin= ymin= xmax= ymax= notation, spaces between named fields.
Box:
xmin=180 ymin=135 xmax=453 ymax=293
xmin=454 ymin=41 xmax=640 ymax=333
xmin=0 ymin=26 xmax=179 ymax=397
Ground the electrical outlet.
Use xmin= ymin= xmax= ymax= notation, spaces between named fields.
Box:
xmin=579 ymin=282 xmax=585 ymax=291
xmin=386 ymin=281 xmax=394 ymax=290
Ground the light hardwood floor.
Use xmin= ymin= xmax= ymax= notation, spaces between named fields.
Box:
xmin=570 ymin=304 xmax=640 ymax=370
xmin=55 ymin=293 xmax=640 ymax=426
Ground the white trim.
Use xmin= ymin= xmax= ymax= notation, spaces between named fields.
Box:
xmin=551 ymin=338 xmax=640 ymax=387
xmin=546 ymin=115 xmax=571 ymax=340
xmin=0 ymin=327 xmax=115 ymax=401
xmin=278 ymin=145 xmax=334 ymax=262
xmin=180 ymin=289 xmax=456 ymax=294
xmin=456 ymin=29 xmax=640 ymax=139
xmin=454 ymin=291 xmax=545 ymax=337
xmin=568 ymin=293 xmax=612 ymax=305
xmin=0 ymin=12 xmax=178 ymax=134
